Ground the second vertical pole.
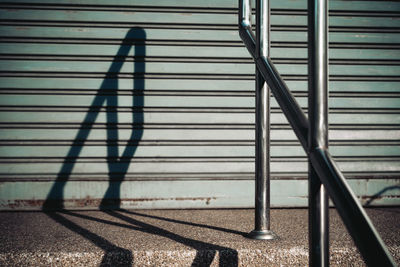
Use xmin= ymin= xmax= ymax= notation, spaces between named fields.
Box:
xmin=248 ymin=0 xmax=277 ymax=240
xmin=308 ymin=0 xmax=329 ymax=265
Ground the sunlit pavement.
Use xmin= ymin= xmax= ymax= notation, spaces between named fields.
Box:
xmin=0 ymin=208 xmax=399 ymax=266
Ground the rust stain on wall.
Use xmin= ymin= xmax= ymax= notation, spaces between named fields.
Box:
xmin=4 ymin=197 xmax=218 ymax=210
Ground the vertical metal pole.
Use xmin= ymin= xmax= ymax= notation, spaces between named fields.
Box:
xmin=308 ymin=0 xmax=329 ymax=265
xmin=248 ymin=0 xmax=277 ymax=240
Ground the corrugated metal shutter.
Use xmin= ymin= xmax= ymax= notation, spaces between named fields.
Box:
xmin=0 ymin=0 xmax=399 ymax=210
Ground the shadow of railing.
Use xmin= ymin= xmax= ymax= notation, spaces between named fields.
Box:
xmin=46 ymin=212 xmax=133 ymax=266
xmin=122 ymin=210 xmax=246 ymax=236
xmin=50 ymin=210 xmax=238 ymax=266
xmin=42 ymin=27 xmax=145 ymax=266
xmin=43 ymin=27 xmax=145 ymax=210
xmin=41 ymin=27 xmax=239 ymax=266
xmin=107 ymin=210 xmax=239 ymax=266
xmin=365 ymin=185 xmax=400 ymax=206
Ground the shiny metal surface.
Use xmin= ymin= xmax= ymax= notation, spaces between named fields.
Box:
xmin=250 ymin=69 xmax=276 ymax=240
xmin=240 ymin=0 xmax=252 ymax=28
xmin=238 ymin=0 xmax=256 ymax=59
xmin=247 ymin=229 xmax=277 ymax=240
xmin=248 ymin=0 xmax=277 ymax=240
xmin=238 ymin=1 xmax=308 ymax=151
xmin=255 ymin=0 xmax=268 ymax=59
xmin=256 ymin=57 xmax=309 ymax=150
xmin=308 ymin=167 xmax=329 ymax=266
xmin=239 ymin=0 xmax=308 ymax=151
xmin=310 ymin=149 xmax=396 ymax=266
xmin=238 ymin=0 xmax=396 ymax=265
xmin=308 ymin=0 xmax=329 ymax=265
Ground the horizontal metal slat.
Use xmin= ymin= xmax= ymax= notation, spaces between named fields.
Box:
xmin=1 ymin=60 xmax=400 ymax=76
xmin=1 ymin=8 xmax=399 ymax=29
xmin=0 ymin=129 xmax=399 ymax=141
xmin=0 ymin=0 xmax=398 ymax=210
xmin=1 ymin=44 xmax=400 ymax=61
xmin=1 ymin=95 xmax=399 ymax=109
xmin=2 ymin=55 xmax=400 ymax=67
xmin=1 ymin=26 xmax=400 ymax=44
xmin=1 ymin=0 xmax=400 ymax=13
xmin=1 ymin=112 xmax=399 ymax=125
xmin=1 ymin=145 xmax=399 ymax=157
xmin=1 ymin=77 xmax=399 ymax=93
xmin=1 ymin=160 xmax=399 ymax=175
xmin=1 ymin=1 xmax=399 ymax=15
xmin=0 ymin=179 xmax=398 ymax=209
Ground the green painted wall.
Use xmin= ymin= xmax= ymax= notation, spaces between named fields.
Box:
xmin=0 ymin=0 xmax=399 ymax=209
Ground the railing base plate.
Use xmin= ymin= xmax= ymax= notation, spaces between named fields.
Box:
xmin=247 ymin=230 xmax=278 ymax=240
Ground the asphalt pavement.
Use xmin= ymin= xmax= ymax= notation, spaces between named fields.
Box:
xmin=0 ymin=208 xmax=399 ymax=266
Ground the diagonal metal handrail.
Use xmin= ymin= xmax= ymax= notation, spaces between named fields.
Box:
xmin=238 ymin=0 xmax=396 ymax=266
xmin=239 ymin=0 xmax=309 ymax=150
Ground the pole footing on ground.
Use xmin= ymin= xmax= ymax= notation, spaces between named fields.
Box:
xmin=248 ymin=229 xmax=278 ymax=240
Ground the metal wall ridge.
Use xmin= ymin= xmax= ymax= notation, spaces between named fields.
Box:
xmin=0 ymin=0 xmax=399 ymax=210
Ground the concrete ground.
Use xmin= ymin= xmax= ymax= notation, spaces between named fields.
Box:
xmin=0 ymin=208 xmax=399 ymax=266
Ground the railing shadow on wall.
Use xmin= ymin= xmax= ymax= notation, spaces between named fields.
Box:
xmin=42 ymin=27 xmax=145 ymax=211
xmin=365 ymin=185 xmax=400 ymax=207
xmin=41 ymin=27 xmax=239 ymax=266
xmin=41 ymin=26 xmax=146 ymax=266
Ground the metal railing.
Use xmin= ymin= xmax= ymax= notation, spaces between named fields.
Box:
xmin=239 ymin=0 xmax=396 ymax=266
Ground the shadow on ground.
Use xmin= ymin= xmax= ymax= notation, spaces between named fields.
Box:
xmin=47 ymin=210 xmax=240 ymax=266
xmin=41 ymin=27 xmax=239 ymax=266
